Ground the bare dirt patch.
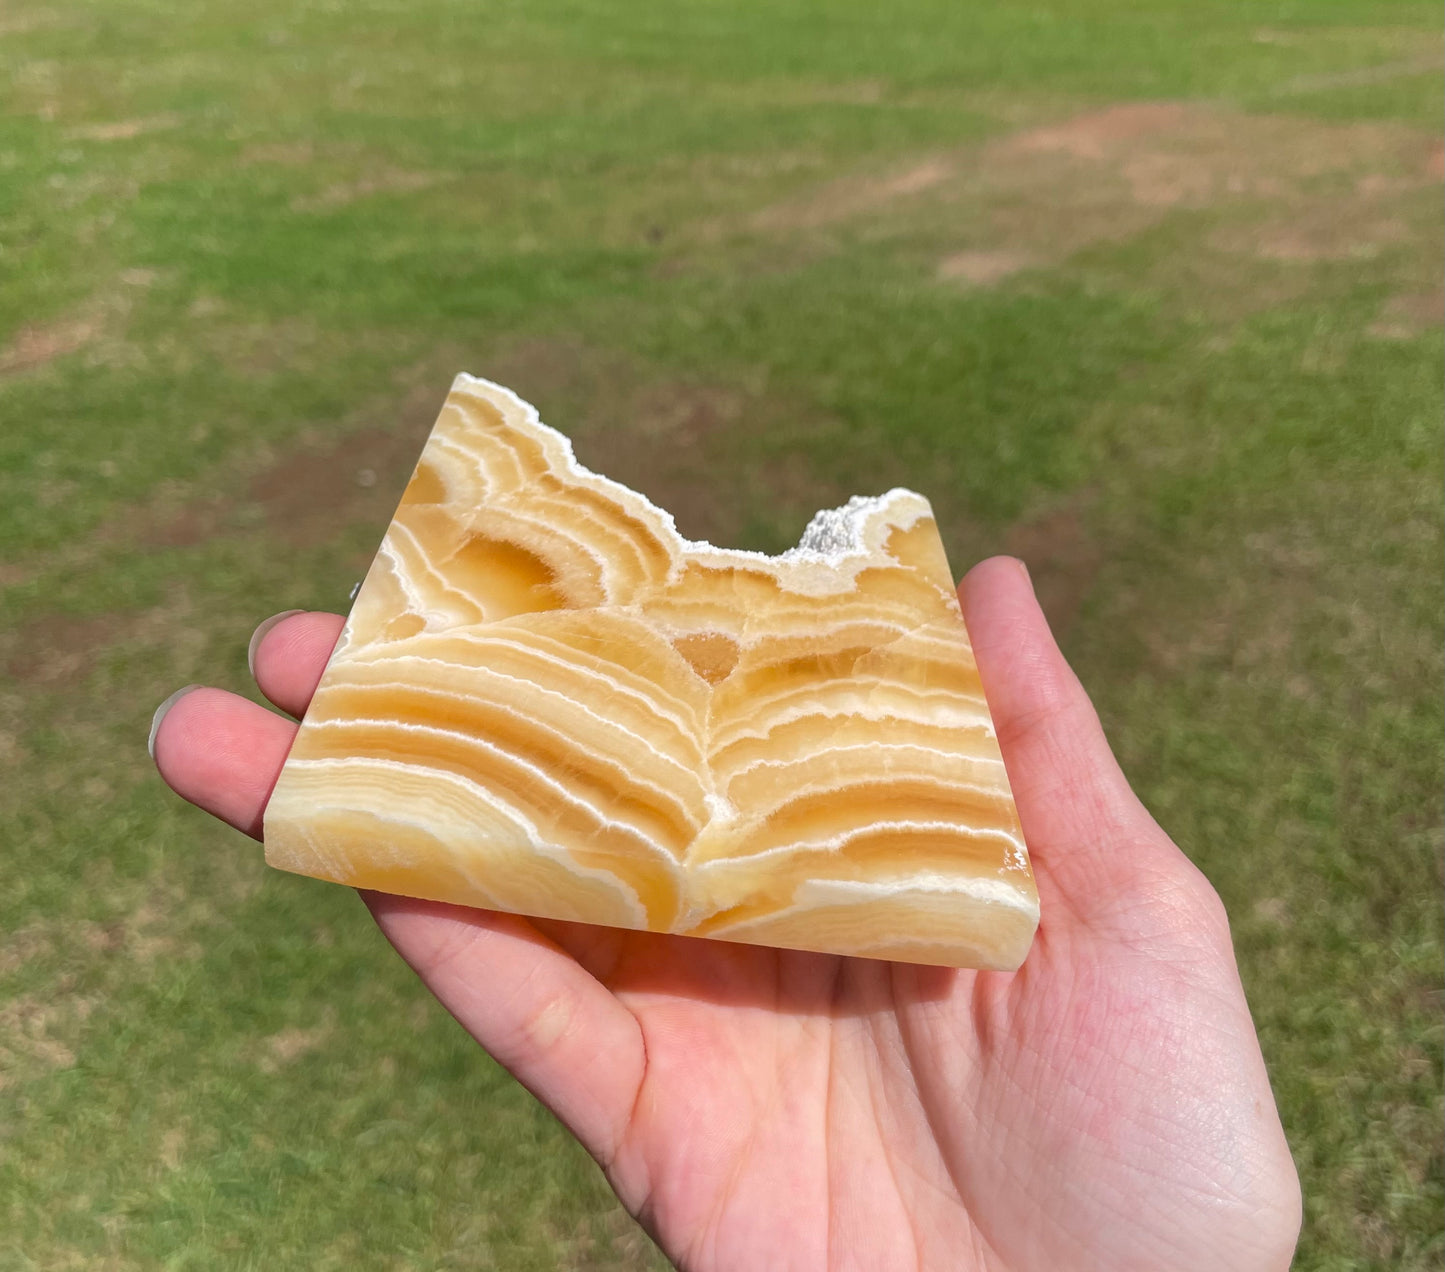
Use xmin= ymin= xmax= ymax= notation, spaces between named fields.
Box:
xmin=734 ymin=101 xmax=1197 ymax=239
xmin=114 ymin=379 xmax=447 ymax=554
xmin=880 ymin=159 xmax=951 ymax=197
xmin=487 ymin=336 xmax=848 ymax=547
xmin=937 ymin=249 xmax=1034 ymax=286
xmin=135 ymin=498 xmax=225 ymax=551
xmin=989 ymin=103 xmax=1436 ymax=248
xmin=0 ymin=310 xmax=101 ymax=375
xmin=245 ymin=424 xmax=429 ymax=546
xmin=1008 ymin=102 xmax=1194 ymax=161
xmin=488 ymin=336 xmax=743 ymax=542
xmin=1369 ymin=289 xmax=1445 ymax=339
xmin=1004 ymin=489 xmax=1102 ymax=635
xmin=0 ymin=283 xmax=152 ymax=378
xmin=984 ymin=101 xmax=1437 ymax=309
xmin=735 ymin=99 xmax=1438 ymax=317
xmin=4 ymin=590 xmax=197 ymax=689
xmin=6 ymin=612 xmax=139 ymax=686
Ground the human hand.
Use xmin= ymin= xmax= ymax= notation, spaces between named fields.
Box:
xmin=151 ymin=556 xmax=1301 ymax=1271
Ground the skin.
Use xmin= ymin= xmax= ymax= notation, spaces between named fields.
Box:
xmin=151 ymin=556 xmax=1302 ymax=1271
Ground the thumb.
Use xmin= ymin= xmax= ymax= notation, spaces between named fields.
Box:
xmin=960 ymin=557 xmax=1223 ymax=940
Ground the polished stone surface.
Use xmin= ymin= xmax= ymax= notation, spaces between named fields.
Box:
xmin=264 ymin=375 xmax=1038 ymax=968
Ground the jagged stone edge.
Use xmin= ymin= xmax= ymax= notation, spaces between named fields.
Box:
xmin=453 ymin=372 xmax=935 ymax=592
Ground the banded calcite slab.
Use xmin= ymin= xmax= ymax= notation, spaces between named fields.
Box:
xmin=264 ymin=375 xmax=1039 ymax=969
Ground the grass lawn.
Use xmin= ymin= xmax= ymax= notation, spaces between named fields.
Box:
xmin=1 ymin=1 xmax=1440 ymax=1267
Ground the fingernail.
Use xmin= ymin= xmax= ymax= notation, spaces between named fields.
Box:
xmin=148 ymin=684 xmax=203 ymax=760
xmin=1012 ymin=557 xmax=1032 ymax=585
xmin=247 ymin=610 xmax=306 ymax=679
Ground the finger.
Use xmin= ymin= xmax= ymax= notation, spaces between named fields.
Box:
xmin=151 ymin=686 xmax=296 ymax=839
xmin=364 ymin=893 xmax=645 ymax=1170
xmin=249 ymin=611 xmax=347 ymax=719
xmin=959 ymin=557 xmax=1174 ymax=894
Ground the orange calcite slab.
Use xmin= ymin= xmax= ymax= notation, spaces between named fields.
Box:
xmin=264 ymin=375 xmax=1039 ymax=969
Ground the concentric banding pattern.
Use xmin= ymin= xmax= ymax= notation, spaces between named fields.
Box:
xmin=264 ymin=375 xmax=1039 ymax=969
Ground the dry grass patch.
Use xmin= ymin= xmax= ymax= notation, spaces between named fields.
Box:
xmin=1004 ymin=488 xmax=1103 ymax=636
xmin=0 ymin=309 xmax=102 ymax=375
xmin=1238 ymin=210 xmax=1411 ymax=263
xmin=0 ymin=992 xmax=100 ymax=1086
xmin=1270 ymin=53 xmax=1443 ymax=97
xmin=749 ymin=157 xmax=952 ymax=233
xmin=158 ymin=1125 xmax=188 ymax=1171
xmin=0 ymin=924 xmax=55 ymax=976
xmin=239 ymin=140 xmax=318 ymax=167
xmin=64 ymin=115 xmax=177 ymax=142
xmin=981 ymin=102 xmax=1437 ymax=269
xmin=290 ymin=169 xmax=445 ymax=213
xmin=257 ymin=1011 xmax=336 ymax=1073
xmin=937 ymin=248 xmax=1035 ymax=286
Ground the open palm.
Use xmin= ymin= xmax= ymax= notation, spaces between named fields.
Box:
xmin=152 ymin=557 xmax=1300 ymax=1271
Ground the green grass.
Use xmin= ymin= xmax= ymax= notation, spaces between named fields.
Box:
xmin=1 ymin=0 xmax=1440 ymax=1267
